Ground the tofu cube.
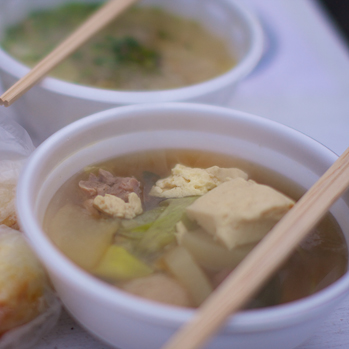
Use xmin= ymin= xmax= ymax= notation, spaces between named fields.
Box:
xmin=186 ymin=178 xmax=295 ymax=249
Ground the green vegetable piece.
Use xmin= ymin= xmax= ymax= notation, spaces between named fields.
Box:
xmin=111 ymin=36 xmax=160 ymax=69
xmin=137 ymin=197 xmax=198 ymax=254
xmin=93 ymin=245 xmax=153 ymax=281
xmin=120 ymin=206 xmax=165 ymax=232
xmin=157 ymin=30 xmax=172 ymax=40
xmin=117 ymin=207 xmax=166 ymax=242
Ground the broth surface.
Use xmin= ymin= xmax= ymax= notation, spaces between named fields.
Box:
xmin=2 ymin=3 xmax=235 ymax=90
xmin=44 ymin=149 xmax=348 ymax=309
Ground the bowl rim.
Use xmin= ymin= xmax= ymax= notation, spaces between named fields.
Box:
xmin=16 ymin=102 xmax=349 ymax=332
xmin=0 ymin=0 xmax=264 ymax=103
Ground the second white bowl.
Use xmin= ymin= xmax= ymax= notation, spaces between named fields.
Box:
xmin=0 ymin=0 xmax=263 ymax=144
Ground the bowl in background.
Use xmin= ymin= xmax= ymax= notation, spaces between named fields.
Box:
xmin=16 ymin=103 xmax=349 ymax=349
xmin=0 ymin=0 xmax=263 ymax=145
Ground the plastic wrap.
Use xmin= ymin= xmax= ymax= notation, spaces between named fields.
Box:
xmin=0 ymin=113 xmax=35 ymax=228
xmin=0 ymin=113 xmax=61 ymax=348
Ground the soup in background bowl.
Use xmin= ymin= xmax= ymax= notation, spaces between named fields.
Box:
xmin=16 ymin=103 xmax=349 ymax=349
xmin=2 ymin=3 xmax=236 ymax=91
xmin=0 ymin=0 xmax=264 ymax=145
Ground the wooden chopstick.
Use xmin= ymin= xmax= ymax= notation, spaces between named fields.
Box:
xmin=0 ymin=0 xmax=138 ymax=107
xmin=162 ymin=146 xmax=349 ymax=349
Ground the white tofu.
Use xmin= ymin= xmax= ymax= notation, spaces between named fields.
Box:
xmin=149 ymin=164 xmax=248 ymax=198
xmin=94 ymin=192 xmax=143 ymax=219
xmin=186 ymin=178 xmax=295 ymax=249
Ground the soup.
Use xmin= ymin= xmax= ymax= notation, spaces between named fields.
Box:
xmin=44 ymin=149 xmax=348 ymax=309
xmin=1 ymin=2 xmax=235 ymax=90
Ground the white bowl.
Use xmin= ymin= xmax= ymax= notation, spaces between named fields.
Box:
xmin=16 ymin=103 xmax=349 ymax=349
xmin=0 ymin=0 xmax=263 ymax=145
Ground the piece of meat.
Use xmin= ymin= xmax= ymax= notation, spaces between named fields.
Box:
xmin=98 ymin=169 xmax=117 ymax=186
xmin=79 ymin=173 xmax=110 ymax=196
xmin=108 ymin=177 xmax=142 ymax=202
xmin=79 ymin=169 xmax=142 ymax=201
xmin=79 ymin=169 xmax=142 ymax=216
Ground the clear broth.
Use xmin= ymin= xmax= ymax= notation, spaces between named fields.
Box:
xmin=44 ymin=149 xmax=348 ymax=308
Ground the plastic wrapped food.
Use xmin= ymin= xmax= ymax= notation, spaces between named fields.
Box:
xmin=0 ymin=115 xmax=61 ymax=348
xmin=0 ymin=114 xmax=35 ymax=229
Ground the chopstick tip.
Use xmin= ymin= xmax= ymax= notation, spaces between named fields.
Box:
xmin=0 ymin=95 xmax=10 ymax=107
xmin=0 ymin=97 xmax=9 ymax=107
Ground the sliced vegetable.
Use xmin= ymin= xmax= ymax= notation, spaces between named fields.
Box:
xmin=93 ymin=245 xmax=153 ymax=281
xmin=120 ymin=206 xmax=166 ymax=232
xmin=121 ymin=273 xmax=193 ymax=307
xmin=164 ymin=246 xmax=213 ymax=306
xmin=48 ymin=204 xmax=118 ymax=270
xmin=137 ymin=197 xmax=198 ymax=254
xmin=116 ymin=206 xmax=167 ymax=244
xmin=180 ymin=228 xmax=256 ymax=271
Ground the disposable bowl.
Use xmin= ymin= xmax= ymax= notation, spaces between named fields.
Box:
xmin=16 ymin=103 xmax=349 ymax=349
xmin=0 ymin=0 xmax=263 ymax=144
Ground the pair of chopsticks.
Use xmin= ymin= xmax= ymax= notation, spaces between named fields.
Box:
xmin=0 ymin=0 xmax=138 ymax=107
xmin=1 ymin=1 xmax=349 ymax=348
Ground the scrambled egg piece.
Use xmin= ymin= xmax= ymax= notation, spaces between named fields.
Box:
xmin=186 ymin=177 xmax=295 ymax=250
xmin=149 ymin=164 xmax=248 ymax=198
xmin=94 ymin=192 xmax=143 ymax=219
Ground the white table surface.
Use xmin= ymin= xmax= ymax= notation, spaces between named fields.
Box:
xmin=3 ymin=0 xmax=349 ymax=348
